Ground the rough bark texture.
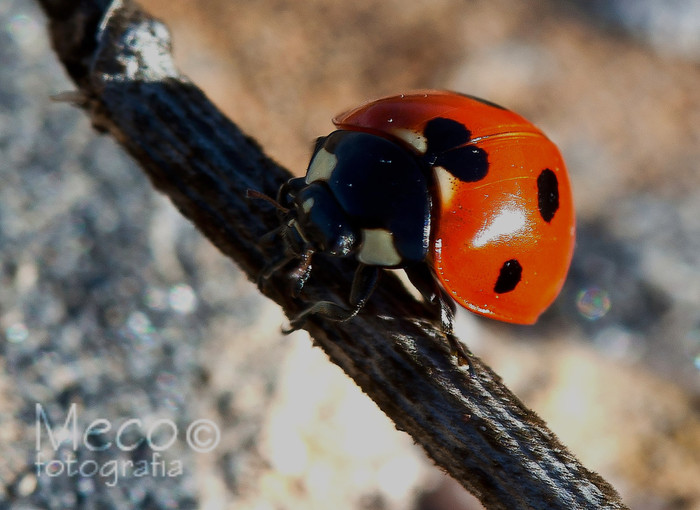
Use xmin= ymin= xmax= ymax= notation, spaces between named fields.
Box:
xmin=36 ymin=0 xmax=628 ymax=508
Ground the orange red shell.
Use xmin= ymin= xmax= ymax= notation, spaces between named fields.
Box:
xmin=335 ymin=91 xmax=575 ymax=324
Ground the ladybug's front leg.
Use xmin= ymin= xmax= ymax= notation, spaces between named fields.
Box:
xmin=256 ymin=248 xmax=295 ymax=290
xmin=285 ymin=263 xmax=379 ymax=332
xmin=252 ymin=223 xmax=305 ymax=292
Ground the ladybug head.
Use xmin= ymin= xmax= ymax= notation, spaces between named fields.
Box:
xmin=275 ymin=176 xmax=359 ymax=259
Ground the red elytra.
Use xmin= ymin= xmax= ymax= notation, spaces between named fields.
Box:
xmin=334 ymin=90 xmax=575 ymax=324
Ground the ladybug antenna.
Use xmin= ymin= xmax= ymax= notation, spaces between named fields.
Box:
xmin=246 ymin=189 xmax=290 ymax=214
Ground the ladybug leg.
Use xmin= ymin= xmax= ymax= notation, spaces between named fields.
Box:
xmin=405 ymin=265 xmax=472 ymax=367
xmin=253 ymin=225 xmax=298 ymax=290
xmin=256 ymin=251 xmax=298 ymax=291
xmin=347 ymin=263 xmax=380 ymax=311
xmin=259 ymin=225 xmax=285 ymax=245
xmin=283 ymin=301 xmax=350 ymax=333
xmin=404 ymin=264 xmax=444 ymax=309
xmin=284 ymin=264 xmax=379 ymax=332
xmin=437 ymin=290 xmax=474 ymax=369
xmin=253 ymin=246 xmax=291 ymax=292
xmin=255 ymin=213 xmax=316 ymax=293
xmin=290 ymin=248 xmax=314 ymax=297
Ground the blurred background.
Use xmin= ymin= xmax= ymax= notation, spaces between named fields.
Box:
xmin=1 ymin=0 xmax=699 ymax=508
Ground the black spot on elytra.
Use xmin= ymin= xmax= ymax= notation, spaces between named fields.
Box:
xmin=494 ymin=259 xmax=522 ymax=293
xmin=537 ymin=168 xmax=559 ymax=223
xmin=423 ymin=117 xmax=489 ymax=183
xmin=435 ymin=146 xmax=489 ymax=182
xmin=424 ymin=117 xmax=471 ymax=153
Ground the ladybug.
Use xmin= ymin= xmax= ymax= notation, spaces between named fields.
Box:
xmin=251 ymin=90 xmax=575 ymax=352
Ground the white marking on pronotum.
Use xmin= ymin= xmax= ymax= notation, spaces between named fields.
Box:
xmin=305 ymin=148 xmax=337 ymax=183
xmin=301 ymin=197 xmax=315 ymax=214
xmin=358 ymin=228 xmax=401 ymax=266
xmin=391 ymin=128 xmax=428 ymax=154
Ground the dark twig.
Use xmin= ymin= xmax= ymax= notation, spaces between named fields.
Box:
xmin=36 ymin=0 xmax=628 ymax=508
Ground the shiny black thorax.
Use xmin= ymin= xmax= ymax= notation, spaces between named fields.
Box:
xmin=279 ymin=130 xmax=432 ymax=267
